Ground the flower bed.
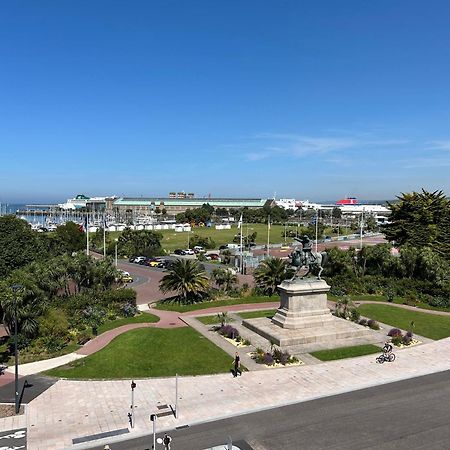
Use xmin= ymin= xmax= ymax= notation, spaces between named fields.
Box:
xmin=216 ymin=325 xmax=251 ymax=347
xmin=250 ymin=347 xmax=301 ymax=367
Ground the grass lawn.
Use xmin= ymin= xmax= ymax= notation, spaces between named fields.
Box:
xmin=46 ymin=327 xmax=232 ymax=379
xmin=238 ymin=309 xmax=277 ymax=320
xmin=97 ymin=313 xmax=160 ymax=334
xmin=197 ymin=315 xmax=221 ymax=325
xmin=154 ymin=295 xmax=278 ymax=313
xmin=358 ymin=304 xmax=450 ymax=340
xmin=327 ymin=294 xmax=450 ymax=313
xmin=311 ymin=344 xmax=381 ymax=361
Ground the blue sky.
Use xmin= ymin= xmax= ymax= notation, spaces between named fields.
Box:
xmin=1 ymin=0 xmax=450 ymax=203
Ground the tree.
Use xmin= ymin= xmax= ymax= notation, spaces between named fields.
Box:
xmin=323 ymin=247 xmax=354 ymax=277
xmin=0 ymin=216 xmax=47 ymax=278
xmin=383 ymin=189 xmax=450 ymax=257
xmin=118 ymin=228 xmax=163 ymax=257
xmin=211 ymin=268 xmax=238 ymax=294
xmin=159 ymin=259 xmax=209 ymax=304
xmin=53 ymin=221 xmax=86 ymax=254
xmin=365 ymin=215 xmax=378 ymax=232
xmin=0 ymin=281 xmax=44 ymax=338
xmin=332 ymin=207 xmax=342 ymax=220
xmin=190 ymin=234 xmax=216 ymax=249
xmin=355 ymin=244 xmax=393 ymax=277
xmin=254 ymin=258 xmax=294 ymax=296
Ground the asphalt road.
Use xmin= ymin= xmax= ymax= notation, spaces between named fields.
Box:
xmin=87 ymin=370 xmax=450 ymax=450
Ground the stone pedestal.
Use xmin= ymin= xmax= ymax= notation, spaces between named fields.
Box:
xmin=271 ymin=279 xmax=332 ymax=329
xmin=242 ymin=278 xmax=381 ymax=354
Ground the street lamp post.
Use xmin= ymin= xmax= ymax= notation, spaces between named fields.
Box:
xmin=315 ymin=209 xmax=319 ymax=253
xmin=115 ymin=238 xmax=119 ymax=267
xmin=130 ymin=380 xmax=136 ymax=428
xmin=11 ymin=284 xmax=23 ymax=414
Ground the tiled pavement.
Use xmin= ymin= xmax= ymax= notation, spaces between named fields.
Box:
xmin=8 ymin=337 xmax=450 ymax=450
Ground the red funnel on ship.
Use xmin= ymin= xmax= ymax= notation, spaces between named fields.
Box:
xmin=336 ymin=197 xmax=358 ymax=205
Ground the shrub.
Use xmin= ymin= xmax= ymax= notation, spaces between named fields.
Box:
xmin=350 ymin=308 xmax=360 ymax=323
xmin=76 ymin=331 xmax=92 ymax=345
xmin=367 ymin=319 xmax=380 ymax=330
xmin=402 ymin=334 xmax=412 ymax=346
xmin=385 ymin=287 xmax=396 ymax=303
xmin=391 ymin=336 xmax=403 ymax=346
xmin=99 ymin=288 xmax=137 ymax=307
xmin=39 ymin=335 xmax=67 ymax=353
xmin=388 ymin=328 xmax=403 ymax=338
xmin=121 ymin=302 xmax=138 ymax=317
xmin=263 ymin=352 xmax=274 ymax=366
xmin=358 ymin=318 xmax=367 ymax=326
xmin=39 ymin=308 xmax=69 ymax=339
xmin=218 ymin=325 xmax=239 ymax=340
xmin=405 ymin=330 xmax=413 ymax=338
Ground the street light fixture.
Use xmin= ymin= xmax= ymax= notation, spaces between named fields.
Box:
xmin=115 ymin=238 xmax=119 ymax=267
xmin=11 ymin=284 xmax=23 ymax=414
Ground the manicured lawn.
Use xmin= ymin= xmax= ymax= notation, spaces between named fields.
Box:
xmin=154 ymin=295 xmax=278 ymax=313
xmin=97 ymin=313 xmax=160 ymax=334
xmin=358 ymin=304 xmax=450 ymax=340
xmin=311 ymin=344 xmax=381 ymax=361
xmin=238 ymin=309 xmax=277 ymax=320
xmin=328 ymin=294 xmax=450 ymax=313
xmin=46 ymin=327 xmax=232 ymax=379
xmin=196 ymin=315 xmax=222 ymax=325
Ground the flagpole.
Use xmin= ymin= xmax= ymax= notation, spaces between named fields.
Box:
xmin=267 ymin=215 xmax=270 ymax=257
xmin=239 ymin=213 xmax=243 ymax=274
xmin=103 ymin=213 xmax=106 ymax=258
xmin=86 ymin=212 xmax=90 ymax=256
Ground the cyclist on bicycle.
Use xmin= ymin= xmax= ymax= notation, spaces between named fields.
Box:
xmin=383 ymin=341 xmax=393 ymax=354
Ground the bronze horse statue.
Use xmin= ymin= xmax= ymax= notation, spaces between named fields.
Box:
xmin=289 ymin=237 xmax=328 ymax=280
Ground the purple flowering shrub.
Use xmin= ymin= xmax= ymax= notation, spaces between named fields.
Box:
xmin=218 ymin=325 xmax=240 ymax=340
xmin=388 ymin=328 xmax=403 ymax=337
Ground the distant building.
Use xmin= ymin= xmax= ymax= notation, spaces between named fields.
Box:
xmin=275 ymin=198 xmax=297 ymax=210
xmin=112 ymin=197 xmax=269 ymax=216
xmin=58 ymin=194 xmax=115 ymax=212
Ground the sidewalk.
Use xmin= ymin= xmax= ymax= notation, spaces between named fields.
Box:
xmin=15 ymin=337 xmax=450 ymax=450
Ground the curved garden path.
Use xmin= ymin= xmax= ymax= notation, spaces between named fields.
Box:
xmin=14 ymin=260 xmax=450 ymax=372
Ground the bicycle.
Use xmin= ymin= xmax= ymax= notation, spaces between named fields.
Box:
xmin=376 ymin=352 xmax=395 ymax=363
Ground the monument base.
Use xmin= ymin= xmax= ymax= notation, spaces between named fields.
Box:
xmin=242 ymin=278 xmax=382 ymax=354
xmin=243 ymin=315 xmax=381 ymax=354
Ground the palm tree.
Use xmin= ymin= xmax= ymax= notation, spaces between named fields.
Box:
xmin=159 ymin=259 xmax=210 ymax=304
xmin=211 ymin=268 xmax=238 ymax=294
xmin=253 ymin=257 xmax=293 ymax=296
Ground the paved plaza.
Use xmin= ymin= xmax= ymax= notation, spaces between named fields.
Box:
xmin=0 ymin=337 xmax=446 ymax=450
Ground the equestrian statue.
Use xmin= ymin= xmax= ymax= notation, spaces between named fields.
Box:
xmin=289 ymin=235 xmax=328 ymax=280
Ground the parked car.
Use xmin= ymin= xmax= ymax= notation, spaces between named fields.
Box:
xmin=133 ymin=256 xmax=147 ymax=264
xmin=148 ymin=260 xmax=160 ymax=267
xmin=174 ymin=249 xmax=186 ymax=255
xmin=208 ymin=253 xmax=221 ymax=261
xmin=119 ymin=270 xmax=133 ymax=283
xmin=184 ymin=249 xmax=195 ymax=255
xmin=219 ymin=244 xmax=228 ymax=250
xmin=193 ymin=246 xmax=205 ymax=253
xmin=138 ymin=257 xmax=151 ymax=265
xmin=157 ymin=260 xmax=169 ymax=269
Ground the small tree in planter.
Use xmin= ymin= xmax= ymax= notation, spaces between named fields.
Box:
xmin=216 ymin=311 xmax=229 ymax=327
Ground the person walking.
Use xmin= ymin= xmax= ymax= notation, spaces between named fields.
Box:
xmin=233 ymin=351 xmax=242 ymax=377
xmin=163 ymin=433 xmax=172 ymax=450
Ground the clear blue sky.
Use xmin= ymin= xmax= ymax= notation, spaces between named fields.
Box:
xmin=1 ymin=0 xmax=450 ymax=203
